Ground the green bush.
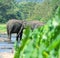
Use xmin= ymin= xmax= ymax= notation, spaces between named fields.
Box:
xmin=14 ymin=7 xmax=60 ymax=58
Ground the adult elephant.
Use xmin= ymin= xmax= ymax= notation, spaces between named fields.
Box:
xmin=6 ymin=19 xmax=25 ymax=42
xmin=7 ymin=19 xmax=44 ymax=42
xmin=17 ymin=20 xmax=45 ymax=40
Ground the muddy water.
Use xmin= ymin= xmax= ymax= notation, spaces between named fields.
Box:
xmin=0 ymin=34 xmax=16 ymax=53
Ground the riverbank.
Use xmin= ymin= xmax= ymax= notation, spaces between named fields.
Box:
xmin=0 ymin=52 xmax=14 ymax=58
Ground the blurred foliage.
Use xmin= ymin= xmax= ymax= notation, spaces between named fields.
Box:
xmin=0 ymin=0 xmax=60 ymax=23
xmin=0 ymin=0 xmax=60 ymax=58
xmin=14 ymin=6 xmax=60 ymax=58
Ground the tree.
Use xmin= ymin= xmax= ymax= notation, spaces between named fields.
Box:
xmin=0 ymin=0 xmax=17 ymax=23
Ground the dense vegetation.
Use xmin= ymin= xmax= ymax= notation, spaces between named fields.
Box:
xmin=0 ymin=0 xmax=60 ymax=58
xmin=14 ymin=7 xmax=60 ymax=58
xmin=0 ymin=0 xmax=60 ymax=23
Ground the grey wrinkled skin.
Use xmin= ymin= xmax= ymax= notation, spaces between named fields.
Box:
xmin=6 ymin=19 xmax=24 ymax=42
xmin=25 ymin=20 xmax=44 ymax=30
xmin=6 ymin=19 xmax=44 ymax=42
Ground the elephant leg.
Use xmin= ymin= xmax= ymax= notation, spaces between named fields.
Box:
xmin=16 ymin=29 xmax=23 ymax=42
xmin=16 ymin=33 xmax=19 ymax=42
xmin=7 ymin=33 xmax=11 ymax=42
xmin=7 ymin=31 xmax=11 ymax=42
xmin=20 ymin=30 xmax=23 ymax=40
xmin=7 ymin=28 xmax=11 ymax=42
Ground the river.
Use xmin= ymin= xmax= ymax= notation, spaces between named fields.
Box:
xmin=0 ymin=34 xmax=16 ymax=53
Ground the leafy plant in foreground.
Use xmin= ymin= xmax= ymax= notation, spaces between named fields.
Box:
xmin=14 ymin=7 xmax=60 ymax=58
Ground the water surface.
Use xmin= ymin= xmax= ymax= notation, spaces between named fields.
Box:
xmin=0 ymin=34 xmax=16 ymax=52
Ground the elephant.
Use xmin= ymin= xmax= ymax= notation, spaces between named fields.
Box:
xmin=25 ymin=20 xmax=44 ymax=30
xmin=6 ymin=19 xmax=44 ymax=42
xmin=17 ymin=20 xmax=45 ymax=41
xmin=6 ymin=19 xmax=25 ymax=42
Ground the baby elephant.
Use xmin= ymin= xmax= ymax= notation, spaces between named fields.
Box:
xmin=6 ymin=19 xmax=24 ymax=42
